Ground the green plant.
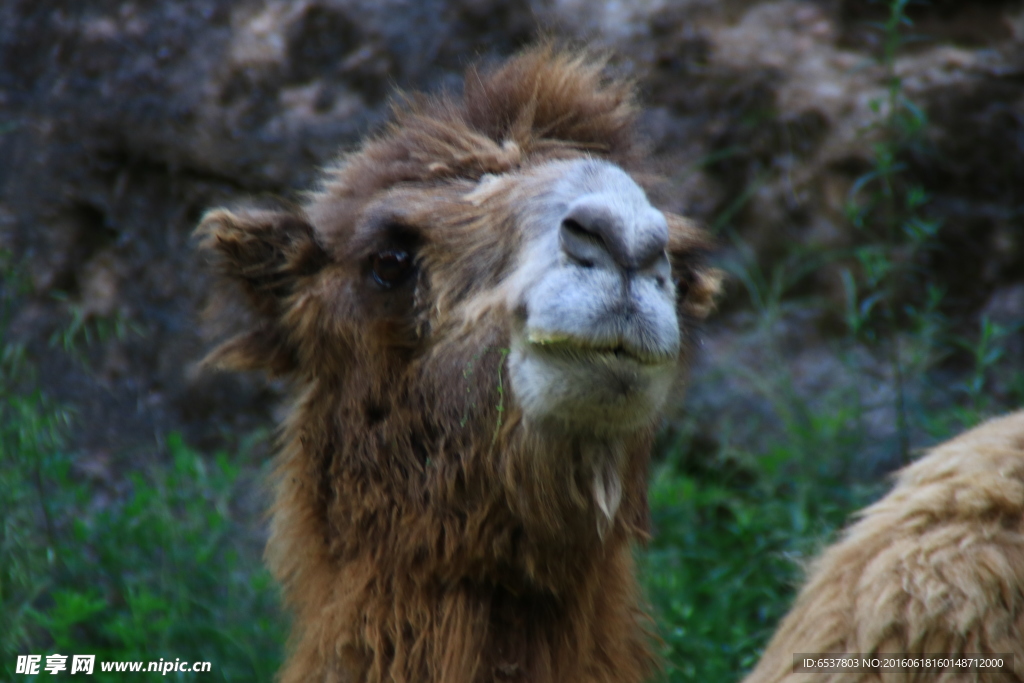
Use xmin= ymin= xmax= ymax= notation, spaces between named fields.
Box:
xmin=47 ymin=293 xmax=143 ymax=365
xmin=492 ymin=347 xmax=511 ymax=444
xmin=37 ymin=434 xmax=284 ymax=680
xmin=1 ymin=249 xmax=70 ymax=670
xmin=1 ymin=250 xmax=284 ymax=681
xmin=956 ymin=317 xmax=1011 ymax=408
xmin=722 ymin=237 xmax=836 ymax=326
xmin=644 ymin=401 xmax=881 ymax=682
xmin=840 ymin=0 xmax=944 ymax=464
xmin=1 ymin=427 xmax=285 ymax=681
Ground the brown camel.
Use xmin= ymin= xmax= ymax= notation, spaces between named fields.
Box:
xmin=197 ymin=45 xmax=721 ymax=683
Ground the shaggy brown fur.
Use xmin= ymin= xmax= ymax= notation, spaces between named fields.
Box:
xmin=744 ymin=410 xmax=1024 ymax=683
xmin=197 ymin=46 xmax=720 ymax=683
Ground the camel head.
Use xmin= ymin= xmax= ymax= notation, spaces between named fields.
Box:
xmin=197 ymin=47 xmax=720 ymax=565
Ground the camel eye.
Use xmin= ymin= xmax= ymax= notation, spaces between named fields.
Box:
xmin=675 ymin=273 xmax=690 ymax=295
xmin=673 ymin=266 xmax=694 ymax=299
xmin=370 ymin=249 xmax=414 ymax=289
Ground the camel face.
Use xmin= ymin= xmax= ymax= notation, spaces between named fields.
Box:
xmin=313 ymin=157 xmax=683 ymax=437
xmin=504 ymin=159 xmax=680 ymax=433
xmin=290 ymin=155 xmax=696 ymax=445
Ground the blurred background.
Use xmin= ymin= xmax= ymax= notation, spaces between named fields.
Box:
xmin=2 ymin=0 xmax=1022 ymax=680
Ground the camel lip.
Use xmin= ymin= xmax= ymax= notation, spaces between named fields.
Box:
xmin=525 ymin=330 xmax=675 ymax=366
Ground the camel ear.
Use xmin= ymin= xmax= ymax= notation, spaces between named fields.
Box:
xmin=665 ymin=213 xmax=724 ymax=320
xmin=682 ymin=264 xmax=724 ymax=320
xmin=196 ymin=208 xmax=330 ymax=375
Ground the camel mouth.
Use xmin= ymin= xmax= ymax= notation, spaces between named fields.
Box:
xmin=509 ymin=329 xmax=678 ymax=432
xmin=526 ymin=330 xmax=675 ymax=366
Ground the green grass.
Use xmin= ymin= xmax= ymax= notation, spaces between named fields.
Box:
xmin=0 ymin=420 xmax=285 ymax=681
xmin=0 ymin=250 xmax=285 ymax=680
xmin=644 ymin=455 xmax=871 ymax=681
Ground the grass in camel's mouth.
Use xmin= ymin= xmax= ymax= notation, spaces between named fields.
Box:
xmin=526 ymin=330 xmax=672 ymax=366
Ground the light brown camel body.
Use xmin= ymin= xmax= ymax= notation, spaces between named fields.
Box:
xmin=198 ymin=46 xmax=720 ymax=683
xmin=742 ymin=410 xmax=1024 ymax=683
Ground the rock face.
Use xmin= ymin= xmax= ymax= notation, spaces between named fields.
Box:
xmin=1 ymin=0 xmax=1022 ymax=457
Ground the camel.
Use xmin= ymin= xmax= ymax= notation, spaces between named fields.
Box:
xmin=197 ymin=46 xmax=721 ymax=683
xmin=742 ymin=409 xmax=1024 ymax=683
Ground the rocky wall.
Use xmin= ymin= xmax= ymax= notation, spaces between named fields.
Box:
xmin=2 ymin=0 xmax=1022 ymax=461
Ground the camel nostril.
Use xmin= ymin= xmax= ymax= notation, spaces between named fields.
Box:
xmin=561 ymin=218 xmax=591 ymax=239
xmin=560 ymin=216 xmax=604 ymax=269
xmin=560 ymin=197 xmax=669 ymax=273
xmin=561 ymin=220 xmax=596 ymax=267
xmin=559 ymin=206 xmax=622 ymax=272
